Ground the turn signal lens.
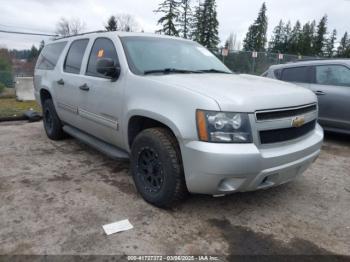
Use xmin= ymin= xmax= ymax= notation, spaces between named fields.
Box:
xmin=196 ymin=110 xmax=209 ymax=142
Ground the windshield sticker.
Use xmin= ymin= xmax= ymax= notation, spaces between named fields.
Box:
xmin=97 ymin=49 xmax=104 ymax=58
xmin=196 ymin=47 xmax=214 ymax=57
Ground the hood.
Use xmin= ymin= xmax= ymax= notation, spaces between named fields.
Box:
xmin=147 ymin=73 xmax=317 ymax=112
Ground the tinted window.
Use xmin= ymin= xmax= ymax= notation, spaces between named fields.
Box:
xmin=36 ymin=42 xmax=67 ymax=70
xmin=64 ymin=39 xmax=89 ymax=74
xmin=316 ymin=65 xmax=350 ymax=87
xmin=274 ymin=69 xmax=282 ymax=79
xmin=281 ymin=67 xmax=310 ymax=83
xmin=86 ymin=38 xmax=119 ymax=78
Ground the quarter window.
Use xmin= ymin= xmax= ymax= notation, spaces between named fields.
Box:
xmin=64 ymin=39 xmax=89 ymax=74
xmin=281 ymin=67 xmax=311 ymax=83
xmin=316 ymin=65 xmax=350 ymax=87
xmin=36 ymin=41 xmax=67 ymax=70
xmin=86 ymin=38 xmax=119 ymax=78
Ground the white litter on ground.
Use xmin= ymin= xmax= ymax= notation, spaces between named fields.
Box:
xmin=103 ymin=219 xmax=133 ymax=235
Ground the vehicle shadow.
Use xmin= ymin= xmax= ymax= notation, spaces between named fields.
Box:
xmin=324 ymin=131 xmax=350 ymax=147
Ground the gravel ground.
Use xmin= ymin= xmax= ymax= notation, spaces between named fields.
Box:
xmin=0 ymin=121 xmax=349 ymax=256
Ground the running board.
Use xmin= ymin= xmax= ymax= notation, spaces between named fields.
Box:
xmin=63 ymin=125 xmax=129 ymax=160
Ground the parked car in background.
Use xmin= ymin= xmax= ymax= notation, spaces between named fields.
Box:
xmin=34 ymin=32 xmax=323 ymax=208
xmin=264 ymin=60 xmax=350 ymax=134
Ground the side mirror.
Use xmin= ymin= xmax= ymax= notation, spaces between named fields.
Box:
xmin=96 ymin=58 xmax=121 ymax=81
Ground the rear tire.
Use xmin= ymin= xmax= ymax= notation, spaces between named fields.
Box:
xmin=131 ymin=128 xmax=188 ymax=208
xmin=42 ymin=99 xmax=65 ymax=140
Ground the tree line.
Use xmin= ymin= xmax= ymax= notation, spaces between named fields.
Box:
xmin=243 ymin=3 xmax=350 ymax=57
xmin=154 ymin=0 xmax=220 ymax=50
xmin=153 ymin=1 xmax=350 ymax=58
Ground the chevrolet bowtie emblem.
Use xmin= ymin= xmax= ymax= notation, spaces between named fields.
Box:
xmin=292 ymin=116 xmax=305 ymax=128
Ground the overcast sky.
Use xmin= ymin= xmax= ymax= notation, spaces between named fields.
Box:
xmin=0 ymin=0 xmax=349 ymax=50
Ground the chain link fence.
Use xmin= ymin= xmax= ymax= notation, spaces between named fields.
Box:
xmin=217 ymin=50 xmax=316 ymax=75
xmin=0 ymin=50 xmax=319 ymax=89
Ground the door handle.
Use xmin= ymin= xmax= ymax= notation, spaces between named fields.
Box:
xmin=79 ymin=83 xmax=90 ymax=91
xmin=57 ymin=79 xmax=65 ymax=85
xmin=314 ymin=90 xmax=326 ymax=96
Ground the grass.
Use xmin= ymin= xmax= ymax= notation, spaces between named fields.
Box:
xmin=0 ymin=98 xmax=41 ymax=118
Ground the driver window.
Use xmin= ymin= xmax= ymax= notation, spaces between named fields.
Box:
xmin=86 ymin=38 xmax=120 ymax=78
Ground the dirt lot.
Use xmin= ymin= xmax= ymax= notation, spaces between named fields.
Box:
xmin=0 ymin=121 xmax=349 ymax=256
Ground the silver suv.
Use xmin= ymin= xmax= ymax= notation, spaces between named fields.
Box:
xmin=265 ymin=59 xmax=350 ymax=134
xmin=34 ymin=32 xmax=323 ymax=207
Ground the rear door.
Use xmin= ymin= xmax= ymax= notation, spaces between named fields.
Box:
xmin=55 ymin=39 xmax=89 ymax=127
xmin=34 ymin=41 xmax=67 ymax=108
xmin=309 ymin=64 xmax=350 ymax=130
xmin=77 ymin=37 xmax=125 ymax=148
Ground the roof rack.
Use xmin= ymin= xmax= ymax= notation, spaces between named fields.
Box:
xmin=53 ymin=30 xmax=108 ymax=40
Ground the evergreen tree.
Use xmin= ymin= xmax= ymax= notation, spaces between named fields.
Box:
xmin=243 ymin=2 xmax=268 ymax=51
xmin=337 ymin=32 xmax=350 ymax=57
xmin=325 ymin=29 xmax=337 ymax=57
xmin=179 ymin=0 xmax=192 ymax=39
xmin=289 ymin=20 xmax=302 ymax=54
xmin=299 ymin=21 xmax=316 ymax=56
xmin=202 ymin=0 xmax=220 ymax=50
xmin=154 ymin=0 xmax=181 ymax=36
xmin=105 ymin=16 xmax=118 ymax=31
xmin=28 ymin=45 xmax=39 ymax=62
xmin=313 ymin=15 xmax=328 ymax=56
xmin=192 ymin=0 xmax=220 ymax=50
xmin=191 ymin=2 xmax=202 ymax=42
xmin=268 ymin=20 xmax=285 ymax=53
xmin=283 ymin=21 xmax=292 ymax=53
xmin=39 ymin=40 xmax=45 ymax=54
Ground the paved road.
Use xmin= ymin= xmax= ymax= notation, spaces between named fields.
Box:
xmin=0 ymin=121 xmax=349 ymax=255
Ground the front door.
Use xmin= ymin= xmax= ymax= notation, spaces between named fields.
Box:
xmin=77 ymin=37 xmax=125 ymax=148
xmin=309 ymin=64 xmax=350 ymax=130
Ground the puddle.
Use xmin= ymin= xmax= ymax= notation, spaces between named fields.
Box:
xmin=209 ymin=218 xmax=334 ymax=255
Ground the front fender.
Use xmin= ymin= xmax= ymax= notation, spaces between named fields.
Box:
xmin=124 ymin=109 xmax=183 ymax=151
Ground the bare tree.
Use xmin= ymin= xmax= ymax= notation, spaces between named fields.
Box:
xmin=225 ymin=32 xmax=239 ymax=52
xmin=115 ymin=14 xmax=141 ymax=32
xmin=55 ymin=17 xmax=86 ymax=37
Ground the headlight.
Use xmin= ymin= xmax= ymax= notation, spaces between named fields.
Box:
xmin=196 ymin=110 xmax=252 ymax=143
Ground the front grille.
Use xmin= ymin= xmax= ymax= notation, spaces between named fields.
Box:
xmin=256 ymin=104 xmax=317 ymax=121
xmin=260 ymin=120 xmax=316 ymax=144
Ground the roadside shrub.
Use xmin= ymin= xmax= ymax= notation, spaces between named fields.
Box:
xmin=0 ymin=82 xmax=5 ymax=94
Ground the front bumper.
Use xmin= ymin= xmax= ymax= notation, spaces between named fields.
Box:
xmin=181 ymin=124 xmax=324 ymax=195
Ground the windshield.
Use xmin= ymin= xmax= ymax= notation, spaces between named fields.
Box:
xmin=120 ymin=36 xmax=232 ymax=75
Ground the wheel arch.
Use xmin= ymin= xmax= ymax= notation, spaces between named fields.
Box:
xmin=40 ymin=88 xmax=52 ymax=106
xmin=126 ymin=111 xmax=183 ymax=151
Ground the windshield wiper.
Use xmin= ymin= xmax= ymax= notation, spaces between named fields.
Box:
xmin=144 ymin=68 xmax=201 ymax=75
xmin=196 ymin=69 xmax=232 ymax=74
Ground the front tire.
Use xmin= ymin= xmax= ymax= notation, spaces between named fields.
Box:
xmin=131 ymin=128 xmax=188 ymax=208
xmin=42 ymin=99 xmax=65 ymax=140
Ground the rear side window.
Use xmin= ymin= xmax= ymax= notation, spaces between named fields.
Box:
xmin=86 ymin=38 xmax=119 ymax=78
xmin=274 ymin=69 xmax=282 ymax=79
xmin=36 ymin=41 xmax=67 ymax=70
xmin=316 ymin=65 xmax=350 ymax=87
xmin=281 ymin=67 xmax=311 ymax=83
xmin=64 ymin=39 xmax=89 ymax=74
